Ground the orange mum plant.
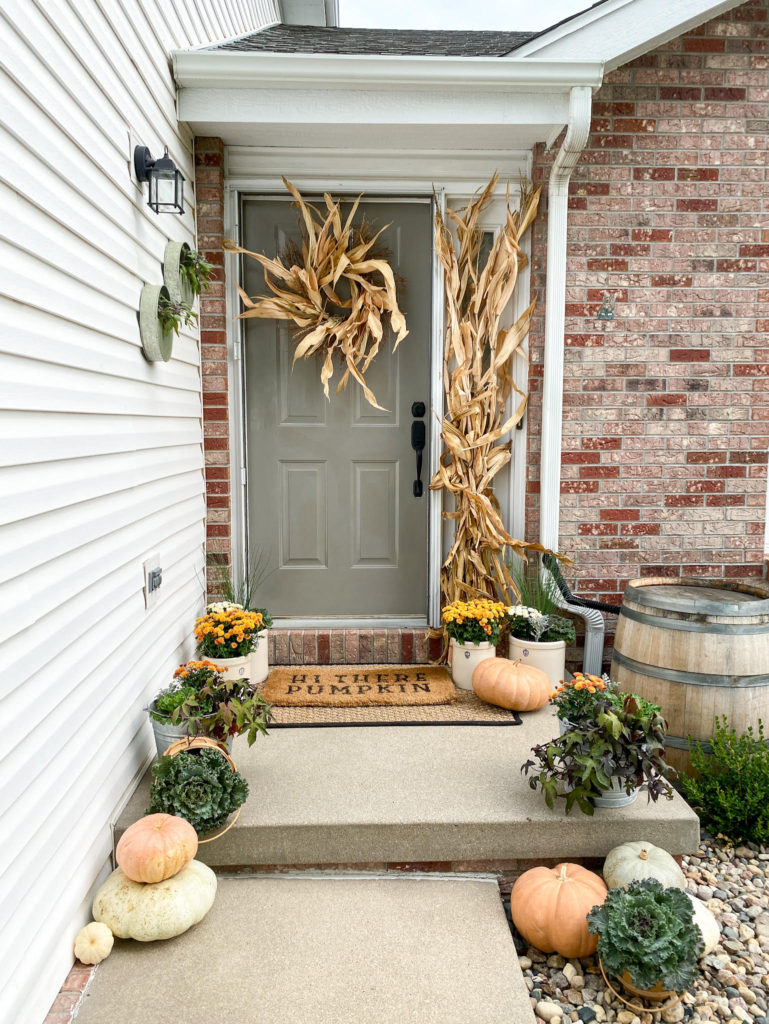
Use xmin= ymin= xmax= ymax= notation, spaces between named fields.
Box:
xmin=194 ymin=608 xmax=267 ymax=659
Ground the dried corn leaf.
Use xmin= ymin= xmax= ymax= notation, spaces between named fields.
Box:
xmin=223 ymin=178 xmax=408 ymax=410
xmin=431 ymin=174 xmax=558 ymax=623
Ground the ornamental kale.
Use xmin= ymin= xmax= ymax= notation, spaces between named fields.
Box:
xmin=147 ymin=747 xmax=249 ymax=835
xmin=587 ymin=878 xmax=703 ymax=992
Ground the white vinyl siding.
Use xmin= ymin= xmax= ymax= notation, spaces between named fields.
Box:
xmin=0 ymin=2 xmax=279 ymax=1023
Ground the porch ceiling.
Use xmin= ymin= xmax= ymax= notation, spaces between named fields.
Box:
xmin=174 ymin=52 xmax=605 ymax=156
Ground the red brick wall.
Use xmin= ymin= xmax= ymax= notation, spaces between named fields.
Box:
xmin=194 ymin=138 xmax=231 ymax=591
xmin=527 ymin=0 xmax=769 ymax=626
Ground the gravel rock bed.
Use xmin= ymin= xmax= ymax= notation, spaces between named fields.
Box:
xmin=509 ymin=838 xmax=769 ymax=1024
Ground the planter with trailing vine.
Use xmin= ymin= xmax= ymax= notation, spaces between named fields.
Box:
xmin=164 ymin=241 xmax=195 ymax=306
xmin=139 ymin=284 xmax=174 ymax=362
xmin=164 ymin=241 xmax=214 ymax=306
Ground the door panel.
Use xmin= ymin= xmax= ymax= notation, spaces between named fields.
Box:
xmin=242 ymin=198 xmax=431 ymax=617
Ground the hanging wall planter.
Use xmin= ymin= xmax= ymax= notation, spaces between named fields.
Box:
xmin=139 ymin=284 xmax=174 ymax=362
xmin=163 ymin=241 xmax=195 ymax=306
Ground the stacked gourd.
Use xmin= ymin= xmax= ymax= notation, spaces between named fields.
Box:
xmin=510 ymin=841 xmax=719 ymax=960
xmin=73 ymin=814 xmax=217 ymax=963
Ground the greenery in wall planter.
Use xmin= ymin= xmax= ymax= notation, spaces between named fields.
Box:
xmin=181 ymin=248 xmax=214 ymax=295
xmin=164 ymin=240 xmax=214 ymax=305
xmin=139 ymin=284 xmax=173 ymax=362
xmin=157 ymin=295 xmax=197 ymax=335
xmin=139 ymin=284 xmax=197 ymax=363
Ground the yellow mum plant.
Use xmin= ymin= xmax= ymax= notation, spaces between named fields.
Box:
xmin=441 ymin=599 xmax=507 ymax=646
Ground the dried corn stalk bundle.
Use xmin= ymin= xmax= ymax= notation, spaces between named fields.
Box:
xmin=224 ymin=178 xmax=407 ymax=410
xmin=432 ymin=174 xmax=551 ymax=610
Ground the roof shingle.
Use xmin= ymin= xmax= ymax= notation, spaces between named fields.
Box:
xmin=211 ymin=25 xmax=537 ymax=57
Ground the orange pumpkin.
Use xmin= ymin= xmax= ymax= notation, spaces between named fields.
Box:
xmin=472 ymin=658 xmax=551 ymax=711
xmin=510 ymin=863 xmax=607 ymax=958
xmin=116 ymin=813 xmax=198 ymax=883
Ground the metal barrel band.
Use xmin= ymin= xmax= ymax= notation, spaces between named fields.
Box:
xmin=664 ymin=734 xmax=714 ymax=754
xmin=611 ymin=647 xmax=769 ymax=689
xmin=618 ymin=605 xmax=769 ymax=635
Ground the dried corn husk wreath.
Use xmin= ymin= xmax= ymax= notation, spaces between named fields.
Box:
xmin=432 ymin=175 xmax=558 ymax=610
xmin=223 ymin=177 xmax=407 ymax=411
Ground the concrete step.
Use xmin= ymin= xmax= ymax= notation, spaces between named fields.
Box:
xmin=74 ymin=875 xmax=535 ymax=1024
xmin=118 ymin=707 xmax=699 ymax=868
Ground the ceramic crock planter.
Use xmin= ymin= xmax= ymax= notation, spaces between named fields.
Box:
xmin=203 ymin=654 xmax=251 ymax=682
xmin=509 ymin=635 xmax=566 ymax=688
xmin=449 ymin=640 xmax=495 ymax=690
xmin=249 ymin=629 xmax=269 ymax=685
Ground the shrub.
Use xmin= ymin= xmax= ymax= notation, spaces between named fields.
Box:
xmin=680 ymin=716 xmax=769 ymax=844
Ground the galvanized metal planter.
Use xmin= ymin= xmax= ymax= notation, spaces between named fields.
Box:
xmin=139 ymin=283 xmax=173 ymax=362
xmin=163 ymin=240 xmax=196 ymax=306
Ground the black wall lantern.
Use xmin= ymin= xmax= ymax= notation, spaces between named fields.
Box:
xmin=134 ymin=145 xmax=184 ymax=215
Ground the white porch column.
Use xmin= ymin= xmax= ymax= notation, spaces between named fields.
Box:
xmin=539 ymin=85 xmax=593 ymax=553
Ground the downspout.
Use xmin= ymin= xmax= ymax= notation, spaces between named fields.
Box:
xmin=538 ymin=85 xmax=602 ymax=672
xmin=539 ymin=85 xmax=594 ymax=553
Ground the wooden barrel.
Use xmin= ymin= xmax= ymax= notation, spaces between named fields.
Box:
xmin=610 ymin=577 xmax=769 ymax=775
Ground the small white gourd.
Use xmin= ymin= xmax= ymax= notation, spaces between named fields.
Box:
xmin=74 ymin=922 xmax=114 ymax=964
xmin=603 ymin=841 xmax=687 ymax=891
xmin=687 ymin=893 xmax=721 ymax=956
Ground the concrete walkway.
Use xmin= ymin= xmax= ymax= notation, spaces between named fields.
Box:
xmin=119 ymin=707 xmax=699 ymax=867
xmin=74 ymin=875 xmax=534 ymax=1024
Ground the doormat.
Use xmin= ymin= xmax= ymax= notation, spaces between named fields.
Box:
xmin=261 ymin=665 xmax=459 ymax=707
xmin=265 ymin=689 xmax=523 ymax=727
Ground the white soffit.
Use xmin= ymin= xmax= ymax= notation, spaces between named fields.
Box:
xmin=174 ymin=53 xmax=604 ymax=150
xmin=511 ymin=0 xmax=748 ymax=72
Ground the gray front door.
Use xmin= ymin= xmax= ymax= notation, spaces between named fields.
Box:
xmin=241 ymin=197 xmax=432 ymax=618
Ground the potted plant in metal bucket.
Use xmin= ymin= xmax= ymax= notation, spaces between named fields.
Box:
xmin=522 ymin=691 xmax=675 ymax=812
xmin=587 ymin=878 xmax=702 ymax=1009
xmin=147 ymin=659 xmax=272 ymax=756
xmin=442 ymin=599 xmax=507 ymax=689
xmin=551 ymin=672 xmax=620 ymax=733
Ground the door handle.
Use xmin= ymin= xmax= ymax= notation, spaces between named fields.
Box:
xmin=411 ymin=405 xmax=426 ymax=498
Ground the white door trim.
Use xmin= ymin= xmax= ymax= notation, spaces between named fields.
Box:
xmin=224 ymin=183 xmax=443 ymax=627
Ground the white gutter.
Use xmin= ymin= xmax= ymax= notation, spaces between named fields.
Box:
xmin=172 ymin=50 xmax=604 ymax=91
xmin=539 ymin=85 xmax=593 ymax=553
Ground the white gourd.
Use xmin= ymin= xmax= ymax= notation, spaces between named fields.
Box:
xmin=603 ymin=841 xmax=687 ymax=890
xmin=93 ymin=860 xmax=216 ymax=942
xmin=74 ymin=922 xmax=114 ymax=964
xmin=687 ymin=893 xmax=721 ymax=956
